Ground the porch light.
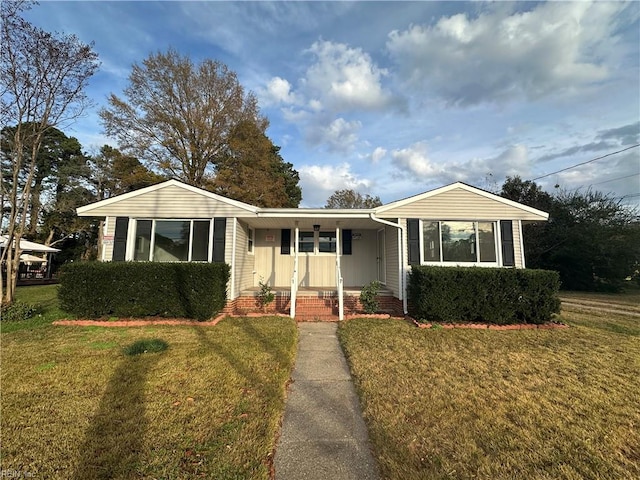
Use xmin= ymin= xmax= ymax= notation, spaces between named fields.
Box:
xmin=313 ymin=224 xmax=320 ymax=232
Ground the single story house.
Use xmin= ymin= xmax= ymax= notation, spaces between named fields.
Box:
xmin=77 ymin=179 xmax=548 ymax=320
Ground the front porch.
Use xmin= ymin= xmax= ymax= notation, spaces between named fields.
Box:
xmin=229 ymin=286 xmax=402 ymax=320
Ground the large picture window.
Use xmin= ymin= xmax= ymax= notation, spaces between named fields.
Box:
xmin=421 ymin=220 xmax=497 ymax=264
xmin=134 ymin=219 xmax=212 ymax=262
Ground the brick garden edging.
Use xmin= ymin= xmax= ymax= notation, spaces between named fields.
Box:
xmin=53 ymin=316 xmax=226 ymax=327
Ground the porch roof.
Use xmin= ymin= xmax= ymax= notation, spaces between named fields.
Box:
xmin=240 ymin=210 xmax=391 ymax=230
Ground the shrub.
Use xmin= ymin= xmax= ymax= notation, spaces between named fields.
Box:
xmin=123 ymin=338 xmax=169 ymax=356
xmin=1 ymin=300 xmax=38 ymax=322
xmin=257 ymin=278 xmax=275 ymax=310
xmin=58 ymin=262 xmax=230 ymax=320
xmin=408 ymin=266 xmax=560 ymax=325
xmin=360 ymin=280 xmax=382 ymax=314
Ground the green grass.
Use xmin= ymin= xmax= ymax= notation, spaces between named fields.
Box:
xmin=1 ymin=316 xmax=297 ymax=479
xmin=339 ymin=312 xmax=640 ymax=480
xmin=1 ymin=285 xmax=70 ymax=332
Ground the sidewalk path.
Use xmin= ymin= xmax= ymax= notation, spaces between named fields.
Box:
xmin=274 ymin=322 xmax=379 ymax=480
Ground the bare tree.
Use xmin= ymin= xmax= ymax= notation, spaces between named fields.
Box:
xmin=1 ymin=0 xmax=99 ymax=304
xmin=100 ymin=48 xmax=267 ymax=187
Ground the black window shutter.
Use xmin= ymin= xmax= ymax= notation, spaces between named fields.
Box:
xmin=213 ymin=218 xmax=226 ymax=263
xmin=281 ymin=229 xmax=291 ymax=255
xmin=112 ymin=217 xmax=129 ymax=262
xmin=407 ymin=219 xmax=420 ymax=265
xmin=342 ymin=229 xmax=352 ymax=255
xmin=500 ymin=220 xmax=515 ymax=267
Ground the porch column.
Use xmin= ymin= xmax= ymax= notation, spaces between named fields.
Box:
xmin=336 ymin=224 xmax=344 ymax=320
xmin=290 ymin=224 xmax=299 ymax=319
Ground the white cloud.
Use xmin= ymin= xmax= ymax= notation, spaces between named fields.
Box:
xmin=478 ymin=144 xmax=530 ymax=179
xmin=371 ymin=147 xmax=387 ymax=163
xmin=304 ymin=40 xmax=393 ymax=111
xmin=259 ymin=76 xmax=298 ymax=106
xmin=386 ymin=1 xmax=630 ymax=105
xmin=306 ymin=118 xmax=362 ymax=152
xmin=261 ymin=39 xmax=394 ymax=114
xmin=298 ymin=162 xmax=371 ymax=206
xmin=261 ymin=39 xmax=398 ymax=153
xmin=390 ymin=142 xmax=532 ymax=188
xmin=391 ymin=142 xmax=443 ymax=179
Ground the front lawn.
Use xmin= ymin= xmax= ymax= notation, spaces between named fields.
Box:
xmin=339 ymin=312 xmax=640 ymax=479
xmin=560 ymin=287 xmax=640 ymax=310
xmin=1 ymin=316 xmax=297 ymax=479
xmin=1 ymin=284 xmax=69 ymax=332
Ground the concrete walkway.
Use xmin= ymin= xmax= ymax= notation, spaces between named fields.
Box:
xmin=274 ymin=322 xmax=379 ymax=480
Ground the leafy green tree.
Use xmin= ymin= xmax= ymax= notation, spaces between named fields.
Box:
xmin=271 ymin=150 xmax=302 ymax=208
xmin=87 ymin=145 xmax=164 ymax=200
xmin=325 ymin=189 xmax=382 ymax=208
xmin=100 ymin=48 xmax=266 ymax=187
xmin=209 ymin=121 xmax=301 ymax=207
xmin=501 ymin=176 xmax=640 ymax=291
xmin=1 ymin=125 xmax=86 ymax=237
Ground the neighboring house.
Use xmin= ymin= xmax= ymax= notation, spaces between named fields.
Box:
xmin=77 ymin=179 xmax=548 ymax=320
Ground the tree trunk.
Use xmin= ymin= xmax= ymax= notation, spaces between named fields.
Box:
xmin=27 ymin=176 xmax=44 ymax=237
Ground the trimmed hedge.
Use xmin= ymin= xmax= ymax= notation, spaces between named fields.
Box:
xmin=408 ymin=266 xmax=560 ymax=325
xmin=58 ymin=262 xmax=230 ymax=320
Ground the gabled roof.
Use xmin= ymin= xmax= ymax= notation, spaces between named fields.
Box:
xmin=374 ymin=182 xmax=549 ymax=219
xmin=76 ymin=179 xmax=549 ymax=223
xmin=77 ymin=179 xmax=259 ymax=216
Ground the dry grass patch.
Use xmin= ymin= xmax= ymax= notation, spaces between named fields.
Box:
xmin=561 ymin=288 xmax=640 ymax=309
xmin=1 ymin=316 xmax=297 ymax=479
xmin=339 ymin=312 xmax=640 ymax=480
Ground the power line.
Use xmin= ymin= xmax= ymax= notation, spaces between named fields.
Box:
xmin=531 ymin=144 xmax=640 ymax=181
xmin=590 ymin=172 xmax=640 ymax=187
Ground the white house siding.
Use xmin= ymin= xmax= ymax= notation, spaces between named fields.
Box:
xmin=381 ymin=187 xmax=545 ymax=221
xmin=233 ymin=221 xmax=255 ymax=298
xmin=80 ymin=184 xmax=253 ymax=219
xmin=513 ymin=220 xmax=524 ymax=269
xmin=341 ymin=230 xmax=378 ymax=287
xmin=102 ymin=216 xmax=116 ymax=261
xmin=254 ymin=229 xmax=289 ymax=286
xmin=253 ymin=228 xmax=379 ymax=288
xmin=383 ymin=223 xmax=400 ymax=298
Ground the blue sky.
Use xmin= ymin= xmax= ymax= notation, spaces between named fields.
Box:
xmin=24 ymin=1 xmax=640 ymax=207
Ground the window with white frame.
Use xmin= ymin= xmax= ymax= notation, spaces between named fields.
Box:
xmin=296 ymin=230 xmax=338 ymax=254
xmin=298 ymin=231 xmax=315 ymax=253
xmin=421 ymin=220 xmax=497 ymax=264
xmin=248 ymin=228 xmax=254 ymax=254
xmin=134 ymin=219 xmax=211 ymax=262
xmin=318 ymin=231 xmax=337 ymax=253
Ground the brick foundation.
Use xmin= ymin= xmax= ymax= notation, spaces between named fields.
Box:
xmin=225 ymin=292 xmax=403 ymax=320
